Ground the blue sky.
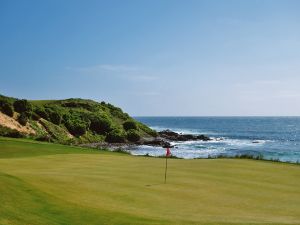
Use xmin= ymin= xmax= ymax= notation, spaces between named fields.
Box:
xmin=1 ymin=0 xmax=300 ymax=116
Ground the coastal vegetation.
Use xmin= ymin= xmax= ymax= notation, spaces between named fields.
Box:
xmin=0 ymin=94 xmax=157 ymax=145
xmin=0 ymin=137 xmax=300 ymax=225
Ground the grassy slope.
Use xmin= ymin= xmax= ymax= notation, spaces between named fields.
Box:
xmin=1 ymin=94 xmax=157 ymax=144
xmin=0 ymin=138 xmax=300 ymax=225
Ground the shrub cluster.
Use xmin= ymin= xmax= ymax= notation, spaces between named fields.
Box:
xmin=105 ymin=129 xmax=126 ymax=143
xmin=106 ymin=103 xmax=129 ymax=120
xmin=137 ymin=122 xmax=158 ymax=137
xmin=0 ymin=96 xmax=156 ymax=143
xmin=0 ymin=101 xmax=14 ymax=117
xmin=18 ymin=112 xmax=28 ymax=126
xmin=126 ymin=129 xmax=141 ymax=142
xmin=123 ymin=120 xmax=138 ymax=131
xmin=48 ymin=111 xmax=62 ymax=125
xmin=34 ymin=106 xmax=48 ymax=120
xmin=89 ymin=115 xmax=112 ymax=134
xmin=13 ymin=99 xmax=32 ymax=114
xmin=65 ymin=118 xmax=88 ymax=137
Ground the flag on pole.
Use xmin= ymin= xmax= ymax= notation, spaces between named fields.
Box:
xmin=166 ymin=147 xmax=171 ymax=157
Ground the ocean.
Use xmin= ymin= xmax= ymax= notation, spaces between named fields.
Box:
xmin=132 ymin=117 xmax=300 ymax=163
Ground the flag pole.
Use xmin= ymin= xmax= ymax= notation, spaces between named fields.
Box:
xmin=164 ymin=154 xmax=168 ymax=184
xmin=164 ymin=147 xmax=170 ymax=184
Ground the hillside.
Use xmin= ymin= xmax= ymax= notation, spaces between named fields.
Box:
xmin=0 ymin=94 xmax=157 ymax=145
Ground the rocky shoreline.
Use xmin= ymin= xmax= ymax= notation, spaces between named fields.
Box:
xmin=81 ymin=129 xmax=211 ymax=150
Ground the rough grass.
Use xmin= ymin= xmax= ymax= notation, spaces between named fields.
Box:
xmin=0 ymin=137 xmax=300 ymax=225
xmin=29 ymin=100 xmax=59 ymax=106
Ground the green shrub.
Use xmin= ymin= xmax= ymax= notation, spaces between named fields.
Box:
xmin=90 ymin=115 xmax=112 ymax=134
xmin=62 ymin=113 xmax=71 ymax=124
xmin=18 ymin=112 xmax=28 ymax=126
xmin=36 ymin=135 xmax=51 ymax=142
xmin=61 ymin=100 xmax=95 ymax=111
xmin=13 ymin=99 xmax=32 ymax=113
xmin=78 ymin=132 xmax=105 ymax=144
xmin=65 ymin=119 xmax=87 ymax=137
xmin=105 ymin=129 xmax=126 ymax=143
xmin=123 ymin=120 xmax=138 ymax=131
xmin=49 ymin=111 xmax=62 ymax=125
xmin=107 ymin=103 xmax=129 ymax=120
xmin=31 ymin=112 xmax=41 ymax=121
xmin=39 ymin=119 xmax=72 ymax=143
xmin=138 ymin=122 xmax=158 ymax=137
xmin=0 ymin=102 xmax=14 ymax=117
xmin=126 ymin=129 xmax=141 ymax=142
xmin=34 ymin=106 xmax=48 ymax=119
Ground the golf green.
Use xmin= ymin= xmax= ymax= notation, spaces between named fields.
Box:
xmin=1 ymin=137 xmax=300 ymax=225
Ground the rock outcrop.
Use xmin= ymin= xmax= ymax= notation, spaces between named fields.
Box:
xmin=158 ymin=129 xmax=211 ymax=142
xmin=137 ymin=129 xmax=211 ymax=148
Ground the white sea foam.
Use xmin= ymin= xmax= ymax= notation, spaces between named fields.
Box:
xmin=134 ymin=117 xmax=300 ymax=162
xmin=150 ymin=126 xmax=218 ymax=135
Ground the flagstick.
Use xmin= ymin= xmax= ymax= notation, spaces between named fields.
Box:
xmin=164 ymin=154 xmax=168 ymax=184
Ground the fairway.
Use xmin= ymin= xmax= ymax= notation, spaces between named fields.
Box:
xmin=0 ymin=138 xmax=300 ymax=225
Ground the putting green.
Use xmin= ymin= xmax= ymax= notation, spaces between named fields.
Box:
xmin=0 ymin=137 xmax=300 ymax=225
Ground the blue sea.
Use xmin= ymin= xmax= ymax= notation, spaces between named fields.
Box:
xmin=132 ymin=117 xmax=300 ymax=163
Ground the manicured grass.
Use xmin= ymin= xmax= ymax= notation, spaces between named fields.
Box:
xmin=0 ymin=137 xmax=300 ymax=225
xmin=0 ymin=137 xmax=99 ymax=158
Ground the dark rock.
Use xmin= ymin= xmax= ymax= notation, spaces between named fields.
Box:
xmin=80 ymin=129 xmax=211 ymax=151
xmin=158 ymin=129 xmax=211 ymax=142
xmin=141 ymin=138 xmax=173 ymax=148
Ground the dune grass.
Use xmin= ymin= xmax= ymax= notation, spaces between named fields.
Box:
xmin=0 ymin=137 xmax=300 ymax=225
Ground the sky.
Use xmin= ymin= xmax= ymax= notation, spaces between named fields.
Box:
xmin=1 ymin=0 xmax=300 ymax=116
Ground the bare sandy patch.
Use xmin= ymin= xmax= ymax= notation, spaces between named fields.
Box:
xmin=0 ymin=112 xmax=35 ymax=135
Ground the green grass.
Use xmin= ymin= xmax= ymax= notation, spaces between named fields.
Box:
xmin=29 ymin=100 xmax=59 ymax=106
xmin=0 ymin=137 xmax=300 ymax=225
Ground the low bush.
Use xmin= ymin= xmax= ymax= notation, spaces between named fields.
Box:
xmin=31 ymin=112 xmax=41 ymax=121
xmin=65 ymin=119 xmax=87 ymax=137
xmin=123 ymin=120 xmax=138 ymax=131
xmin=13 ymin=99 xmax=32 ymax=113
xmin=39 ymin=119 xmax=72 ymax=143
xmin=90 ymin=115 xmax=113 ymax=134
xmin=107 ymin=103 xmax=129 ymax=120
xmin=0 ymin=102 xmax=14 ymax=117
xmin=35 ymin=135 xmax=51 ymax=142
xmin=49 ymin=111 xmax=62 ymax=125
xmin=18 ymin=112 xmax=28 ymax=126
xmin=137 ymin=122 xmax=158 ymax=137
xmin=126 ymin=129 xmax=141 ymax=142
xmin=34 ymin=106 xmax=48 ymax=119
xmin=105 ymin=129 xmax=126 ymax=143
